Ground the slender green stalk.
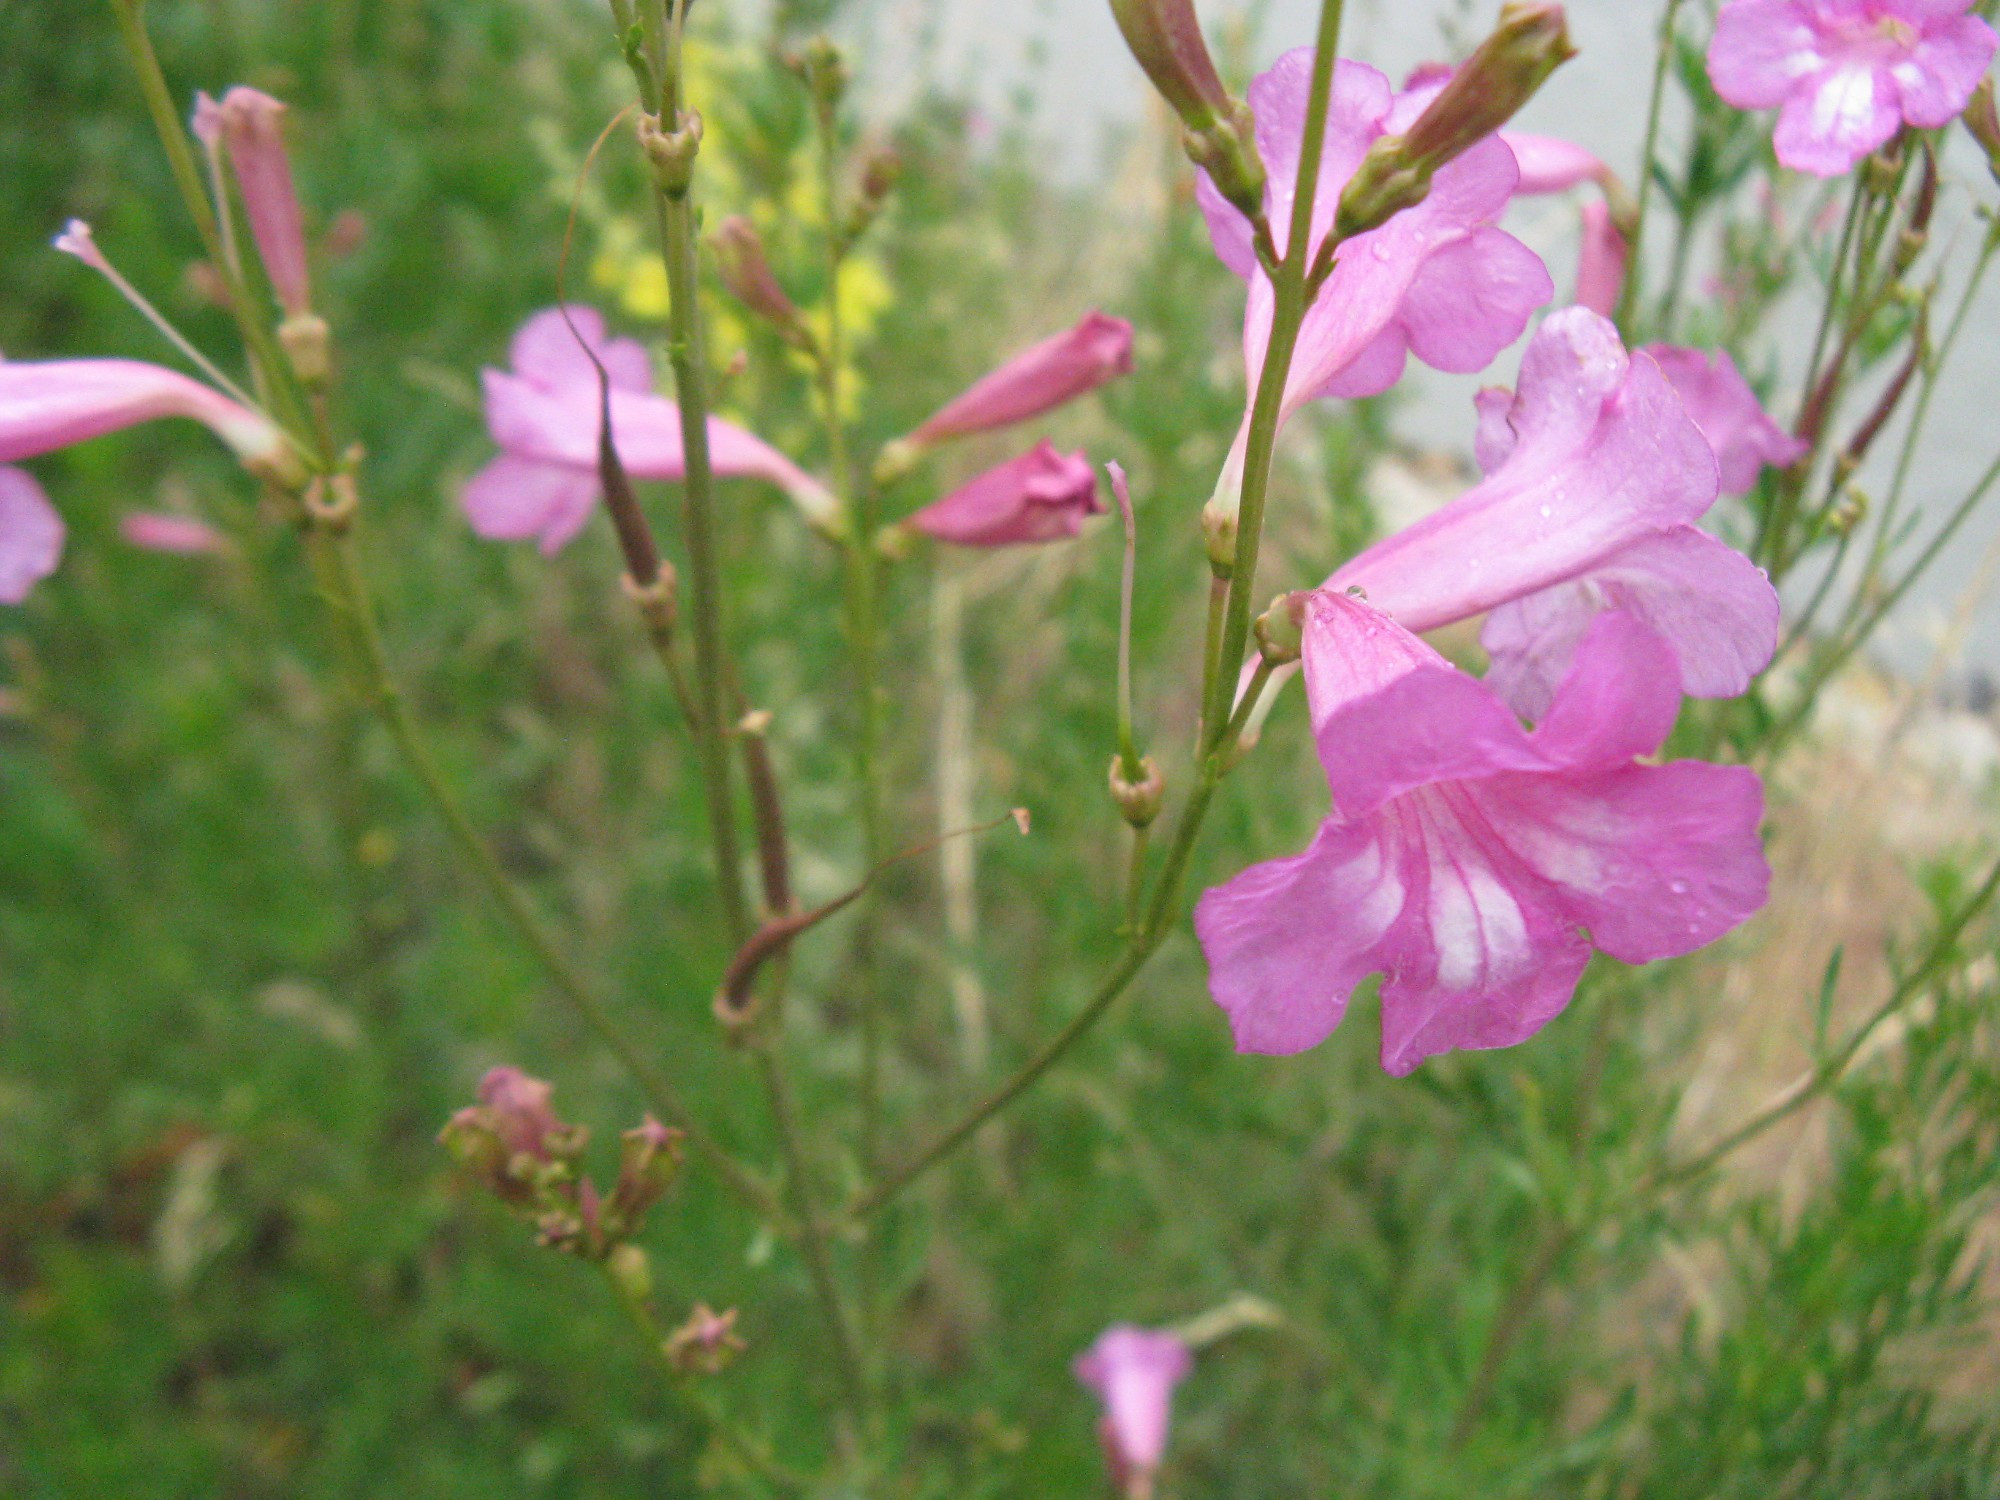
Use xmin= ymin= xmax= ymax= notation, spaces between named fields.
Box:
xmin=308 ymin=511 xmax=783 ymax=1225
xmin=754 ymin=1046 xmax=871 ymax=1440
xmin=1203 ymin=0 xmax=1346 ymax=745
xmin=1196 ymin=576 xmax=1228 ymax=750
xmin=640 ymin=1 xmax=751 ymax=945
xmin=1122 ymin=824 xmax=1151 ymax=938
xmin=1615 ymin=0 xmax=1688 ymax=333
xmin=601 ymin=1263 xmax=811 ymax=1492
xmin=849 ymin=0 xmax=1348 ymax=1223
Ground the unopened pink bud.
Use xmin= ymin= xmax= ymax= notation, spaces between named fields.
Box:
xmin=904 ymin=443 xmax=1103 ymax=548
xmin=121 ymin=512 xmax=228 ymax=555
xmin=903 ymin=312 xmax=1134 ymax=451
xmin=215 ymin=87 xmax=313 ymax=318
xmin=711 ymin=217 xmax=813 ymax=351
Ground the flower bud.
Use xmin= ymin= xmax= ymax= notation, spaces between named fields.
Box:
xmin=1108 ymin=754 xmax=1166 ymax=828
xmin=606 ymin=1242 xmax=653 ymax=1304
xmin=1253 ymin=592 xmax=1307 ymax=666
xmin=279 ymin=312 xmax=331 ymax=385
xmin=710 ymin=217 xmax=815 ymax=352
xmin=213 ymin=87 xmax=315 ymax=319
xmin=1337 ymin=2 xmax=1574 ymax=240
xmin=665 ymin=1303 xmax=746 ymax=1376
xmin=1108 ymin=0 xmax=1268 ymax=220
xmin=604 ymin=1116 xmax=685 ymax=1235
xmin=638 ymin=110 xmax=704 ymax=197
xmin=1200 ymin=495 xmax=1238 ymax=575
xmin=844 ymin=145 xmax=903 ymax=244
xmin=799 ymin=37 xmax=848 ymax=118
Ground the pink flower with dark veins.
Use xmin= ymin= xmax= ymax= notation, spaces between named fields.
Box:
xmin=903 ymin=442 xmax=1103 ymax=547
xmin=1707 ymin=0 xmax=1998 ymax=177
xmin=1197 ymin=594 xmax=1769 ymax=1072
xmin=1644 ymin=344 xmax=1808 ymax=496
xmin=1197 ymin=54 xmax=1552 ymax=517
xmin=1074 ymin=1325 xmax=1194 ymax=1493
xmin=0 ymin=466 xmax=63 ymax=605
xmin=465 ymin=306 xmax=840 ymax=551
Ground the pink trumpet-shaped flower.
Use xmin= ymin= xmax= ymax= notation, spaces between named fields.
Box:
xmin=1644 ymin=345 xmax=1807 ymax=496
xmin=1574 ymin=198 xmax=1630 ymax=316
xmin=0 ymin=357 xmax=296 ymax=478
xmin=208 ymin=87 xmax=314 ymax=317
xmin=1074 ymin=1325 xmax=1194 ymax=1492
xmin=1197 ymin=595 xmax=1769 ymax=1072
xmin=904 ymin=312 xmax=1133 ymax=450
xmin=465 ymin=306 xmax=840 ymax=552
xmin=1198 ymin=54 xmax=1552 ymax=510
xmin=0 ymin=466 xmax=64 ymax=605
xmin=122 ymin=512 xmax=228 ymax=555
xmin=904 ymin=442 xmax=1102 ymax=547
xmin=1707 ymin=0 xmax=1998 ymax=177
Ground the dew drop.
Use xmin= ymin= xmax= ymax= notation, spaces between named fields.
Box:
xmin=1345 ymin=584 xmax=1368 ymax=600
xmin=1669 ymin=879 xmax=1690 ymax=895
xmin=1538 ymin=504 xmax=1552 ymax=520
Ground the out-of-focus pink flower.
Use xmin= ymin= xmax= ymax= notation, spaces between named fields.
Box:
xmin=1505 ymin=131 xmax=1613 ymax=194
xmin=904 ymin=442 xmax=1102 ymax=547
xmin=465 ymin=306 xmax=840 ymax=551
xmin=121 ymin=512 xmax=228 ymax=555
xmin=1574 ymin=198 xmax=1630 ymax=315
xmin=475 ymin=1067 xmax=572 ymax=1160
xmin=1197 ymin=56 xmax=1552 ymax=521
xmin=0 ymin=466 xmax=63 ymax=605
xmin=208 ymin=87 xmax=314 ymax=317
xmin=1197 ymin=595 xmax=1769 ymax=1072
xmin=1644 ymin=344 xmax=1808 ymax=495
xmin=0 ymin=357 xmax=297 ymax=479
xmin=903 ymin=312 xmax=1133 ymax=450
xmin=1707 ymin=0 xmax=1998 ymax=177
xmin=1074 ymin=1325 xmax=1194 ymax=1492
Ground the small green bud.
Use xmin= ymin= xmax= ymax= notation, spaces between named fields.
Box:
xmin=1253 ymin=592 xmax=1307 ymax=666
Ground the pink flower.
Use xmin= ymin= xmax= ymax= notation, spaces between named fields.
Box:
xmin=0 ymin=357 xmax=297 ymax=479
xmin=1707 ymin=0 xmax=1998 ymax=177
xmin=904 ymin=312 xmax=1133 ymax=449
xmin=1644 ymin=344 xmax=1808 ymax=495
xmin=1574 ymin=198 xmax=1630 ymax=316
xmin=0 ymin=466 xmax=63 ymax=605
xmin=903 ymin=442 xmax=1102 ymax=547
xmin=1074 ymin=1325 xmax=1194 ymax=1490
xmin=121 ymin=512 xmax=228 ymax=555
xmin=465 ymin=306 xmax=840 ymax=551
xmin=475 ymin=1066 xmax=572 ymax=1160
xmin=206 ymin=87 xmax=314 ymax=317
xmin=1197 ymin=595 xmax=1769 ymax=1072
xmin=1503 ymin=131 xmax=1614 ymax=195
xmin=1198 ymin=55 xmax=1551 ymax=440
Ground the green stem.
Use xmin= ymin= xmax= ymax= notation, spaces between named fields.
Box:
xmin=310 ymin=512 xmax=782 ymax=1226
xmin=645 ymin=4 xmax=750 ymax=945
xmin=1615 ymin=0 xmax=1688 ymax=334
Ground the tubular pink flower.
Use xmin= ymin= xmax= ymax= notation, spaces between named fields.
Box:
xmin=1197 ymin=595 xmax=1769 ymax=1072
xmin=903 ymin=443 xmax=1102 ymax=547
xmin=122 ymin=512 xmax=228 ymax=555
xmin=0 ymin=357 xmax=294 ymax=477
xmin=1504 ymin=131 xmax=1613 ymax=194
xmin=214 ymin=87 xmax=313 ymax=316
xmin=1574 ymin=198 xmax=1630 ymax=315
xmin=464 ymin=306 xmax=840 ymax=552
xmin=1197 ymin=56 xmax=1551 ymax=518
xmin=1074 ymin=1325 xmax=1193 ymax=1486
xmin=1644 ymin=344 xmax=1808 ymax=496
xmin=904 ymin=312 xmax=1134 ymax=449
xmin=0 ymin=466 xmax=64 ymax=605
xmin=1707 ymin=0 xmax=1999 ymax=177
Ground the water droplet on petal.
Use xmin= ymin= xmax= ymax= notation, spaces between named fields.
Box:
xmin=1669 ymin=879 xmax=1690 ymax=895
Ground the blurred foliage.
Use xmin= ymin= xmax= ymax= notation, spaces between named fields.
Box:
xmin=1 ymin=1 xmax=1997 ymax=1497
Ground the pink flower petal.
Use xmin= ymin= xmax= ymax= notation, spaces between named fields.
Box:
xmin=1895 ymin=16 xmax=2000 ymax=126
xmin=909 ymin=312 xmax=1133 ymax=446
xmin=905 ymin=442 xmax=1102 ymax=546
xmin=1504 ymin=132 xmax=1610 ymax=194
xmin=461 ymin=454 xmax=601 ymax=554
xmin=1775 ymin=61 xmax=1901 ymax=174
xmin=1073 ymin=1326 xmax=1194 ymax=1476
xmin=1644 ymin=345 xmax=1805 ymax=495
xmin=121 ymin=512 xmax=227 ymax=555
xmin=0 ymin=358 xmax=287 ymax=471
xmin=1708 ymin=0 xmax=1826 ymax=110
xmin=216 ymin=88 xmax=312 ymax=317
xmin=1482 ymin=526 xmax=1781 ymax=720
xmin=1574 ymin=198 xmax=1630 ymax=316
xmin=0 ymin=466 xmax=63 ymax=604
xmin=508 ymin=305 xmax=655 ymax=395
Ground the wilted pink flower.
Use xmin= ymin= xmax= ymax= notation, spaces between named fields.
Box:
xmin=1197 ymin=56 xmax=1551 ymax=519
xmin=903 ymin=442 xmax=1102 ymax=547
xmin=1574 ymin=198 xmax=1630 ymax=315
xmin=0 ymin=357 xmax=297 ymax=480
xmin=466 ymin=306 xmax=840 ymax=551
xmin=209 ymin=87 xmax=313 ymax=316
xmin=1198 ymin=595 xmax=1769 ymax=1071
xmin=1707 ymin=0 xmax=1998 ymax=177
xmin=904 ymin=312 xmax=1133 ymax=450
xmin=0 ymin=466 xmax=63 ymax=605
xmin=1644 ymin=344 xmax=1807 ymax=495
xmin=1074 ymin=1325 xmax=1194 ymax=1492
xmin=121 ymin=512 xmax=227 ymax=555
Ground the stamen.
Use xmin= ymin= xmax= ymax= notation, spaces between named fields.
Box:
xmin=53 ymin=219 xmax=265 ymax=418
xmin=190 ymin=92 xmax=246 ymax=285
